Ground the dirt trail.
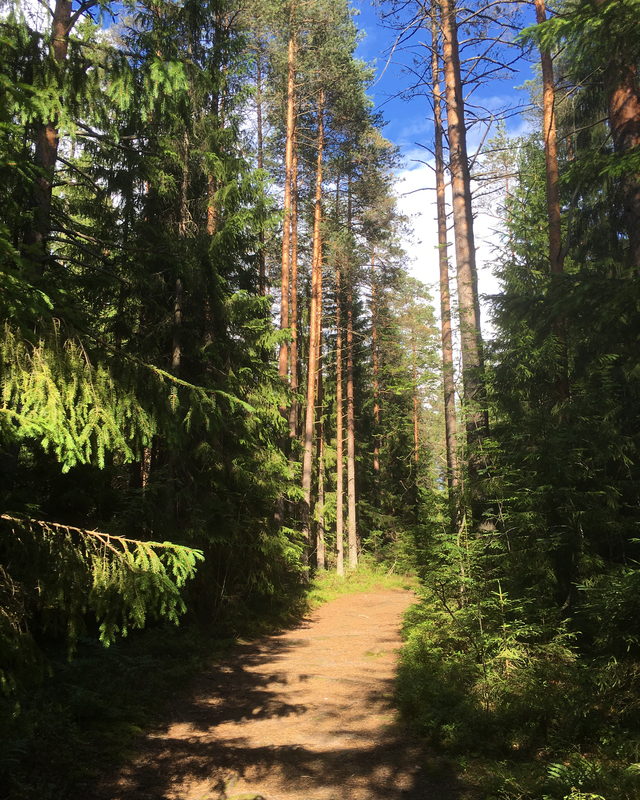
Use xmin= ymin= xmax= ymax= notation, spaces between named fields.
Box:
xmin=97 ymin=590 xmax=459 ymax=800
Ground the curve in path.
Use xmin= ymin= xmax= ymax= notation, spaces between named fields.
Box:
xmin=97 ymin=590 xmax=459 ymax=800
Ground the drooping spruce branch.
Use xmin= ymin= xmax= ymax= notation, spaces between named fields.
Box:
xmin=1 ymin=321 xmax=256 ymax=472
xmin=0 ymin=513 xmax=203 ymax=692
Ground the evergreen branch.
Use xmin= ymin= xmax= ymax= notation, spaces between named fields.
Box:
xmin=0 ymin=514 xmax=203 ymax=651
xmin=55 ymin=155 xmax=104 ymax=195
xmin=82 ymin=330 xmax=255 ymax=414
xmin=49 ymin=251 xmax=130 ymax=285
xmin=49 ymin=237 xmax=129 ymax=284
xmin=0 ymin=515 xmax=201 ymax=564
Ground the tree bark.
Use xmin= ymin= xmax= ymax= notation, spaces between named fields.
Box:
xmin=412 ymin=336 xmax=420 ymax=466
xmin=432 ymin=5 xmax=459 ymax=492
xmin=179 ymin=131 xmax=190 ymax=237
xmin=301 ymin=88 xmax=325 ymax=571
xmin=439 ymin=0 xmax=485 ymax=436
xmin=346 ymin=271 xmax=357 ymax=570
xmin=24 ymin=0 xmax=73 ymax=276
xmin=534 ymin=0 xmax=569 ymax=403
xmin=289 ymin=125 xmax=300 ymax=439
xmin=597 ymin=0 xmax=640 ymax=271
xmin=274 ymin=16 xmax=296 ymax=531
xmin=207 ymin=173 xmax=217 ymax=235
xmin=316 ymin=351 xmax=325 ymax=570
xmin=172 ymin=278 xmax=184 ymax=379
xmin=256 ymin=38 xmax=266 ymax=296
xmin=336 ymin=265 xmax=345 ymax=577
xmin=278 ymin=19 xmax=296 ymax=383
xmin=371 ymin=246 xmax=381 ymax=507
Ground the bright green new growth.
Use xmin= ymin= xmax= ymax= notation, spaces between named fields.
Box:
xmin=0 ymin=513 xmax=203 ymax=695
xmin=1 ymin=323 xmax=158 ymax=471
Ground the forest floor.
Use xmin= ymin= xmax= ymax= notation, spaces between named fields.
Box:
xmin=89 ymin=590 xmax=461 ymax=800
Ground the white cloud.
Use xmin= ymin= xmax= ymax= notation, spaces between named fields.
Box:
xmin=395 ymin=160 xmax=502 ymax=339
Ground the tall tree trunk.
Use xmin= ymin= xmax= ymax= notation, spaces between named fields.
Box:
xmin=179 ymin=131 xmax=190 ymax=238
xmin=346 ymin=270 xmax=357 ymax=570
xmin=533 ymin=4 xmax=563 ymax=271
xmin=301 ymin=88 xmax=325 ymax=571
xmin=345 ymin=177 xmax=357 ymax=570
xmin=412 ymin=335 xmax=419 ymax=466
xmin=316 ymin=351 xmax=325 ymax=570
xmin=289 ymin=125 xmax=300 ymax=439
xmin=432 ymin=5 xmax=459 ymax=492
xmin=503 ymin=153 xmax=515 ymax=262
xmin=172 ymin=280 xmax=184 ymax=380
xmin=534 ymin=0 xmax=569 ymax=403
xmin=207 ymin=174 xmax=217 ymax=235
xmin=274 ymin=18 xmax=296 ymax=530
xmin=256 ymin=38 xmax=266 ymax=296
xmin=278 ymin=19 xmax=296 ymax=383
xmin=597 ymin=0 xmax=640 ymax=270
xmin=606 ymin=69 xmax=640 ymax=269
xmin=24 ymin=0 xmax=72 ymax=276
xmin=336 ymin=265 xmax=345 ymax=577
xmin=173 ymin=128 xmax=190 ymax=381
xmin=439 ymin=0 xmax=485 ymax=437
xmin=371 ymin=246 xmax=381 ymax=508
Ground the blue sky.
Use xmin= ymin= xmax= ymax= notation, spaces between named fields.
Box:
xmin=352 ymin=0 xmax=536 ymax=156
xmin=349 ymin=0 xmax=539 ymax=333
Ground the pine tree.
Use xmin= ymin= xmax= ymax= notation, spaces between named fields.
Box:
xmin=438 ymin=0 xmax=485 ymax=442
xmin=431 ymin=4 xmax=459 ymax=497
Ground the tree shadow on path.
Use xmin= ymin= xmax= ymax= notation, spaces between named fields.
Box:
xmin=88 ymin=600 xmax=462 ymax=800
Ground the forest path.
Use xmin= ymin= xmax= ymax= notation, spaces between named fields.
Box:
xmin=99 ymin=590 xmax=459 ymax=800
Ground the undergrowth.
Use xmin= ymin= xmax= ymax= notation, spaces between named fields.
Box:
xmin=306 ymin=557 xmax=417 ymax=608
xmin=397 ymin=587 xmax=640 ymax=800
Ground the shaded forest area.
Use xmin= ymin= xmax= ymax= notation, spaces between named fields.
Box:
xmin=1 ymin=0 xmax=640 ymax=798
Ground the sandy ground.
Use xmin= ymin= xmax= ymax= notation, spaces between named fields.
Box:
xmin=92 ymin=590 xmax=460 ymax=800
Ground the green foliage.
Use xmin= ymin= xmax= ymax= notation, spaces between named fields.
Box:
xmin=521 ymin=0 xmax=640 ymax=75
xmin=1 ymin=323 xmax=159 ymax=471
xmin=399 ymin=29 xmax=640 ymax=788
xmin=397 ymin=556 xmax=640 ymax=798
xmin=307 ymin=560 xmax=417 ymax=608
xmin=0 ymin=0 xmax=304 ymax=694
xmin=0 ymin=623 xmax=235 ymax=800
xmin=0 ymin=513 xmax=202 ymax=694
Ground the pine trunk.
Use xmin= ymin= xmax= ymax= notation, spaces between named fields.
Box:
xmin=432 ymin=6 xmax=459 ymax=491
xmin=346 ymin=274 xmax=357 ymax=570
xmin=173 ymin=127 xmax=188 ymax=380
xmin=439 ymin=0 xmax=485 ymax=437
xmin=412 ymin=336 xmax=419 ymax=466
xmin=256 ymin=40 xmax=266 ymax=296
xmin=207 ymin=173 xmax=217 ymax=235
xmin=274 ymin=19 xmax=296 ymax=531
xmin=172 ymin=278 xmax=183 ymax=380
xmin=606 ymin=69 xmax=640 ymax=259
xmin=278 ymin=22 xmax=296 ymax=383
xmin=371 ymin=247 xmax=381 ymax=507
xmin=24 ymin=0 xmax=72 ymax=276
xmin=316 ymin=352 xmax=325 ymax=570
xmin=534 ymin=0 xmax=569 ymax=403
xmin=597 ymin=0 xmax=640 ymax=270
xmin=289 ymin=125 xmax=300 ymax=439
xmin=336 ymin=266 xmax=345 ymax=577
xmin=301 ymin=89 xmax=325 ymax=570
